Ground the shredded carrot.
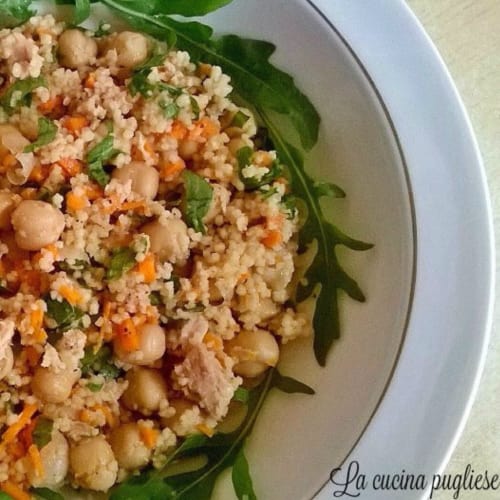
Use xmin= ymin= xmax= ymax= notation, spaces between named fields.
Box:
xmin=159 ymin=158 xmax=185 ymax=180
xmin=139 ymin=425 xmax=159 ymax=448
xmin=203 ymin=331 xmax=223 ymax=351
xmin=102 ymin=300 xmax=112 ymax=320
xmin=119 ymin=200 xmax=146 ymax=212
xmin=38 ymin=95 xmax=62 ymax=115
xmin=84 ymin=72 xmax=96 ymax=89
xmin=169 ymin=120 xmax=188 ymax=140
xmin=66 ymin=191 xmax=88 ymax=213
xmin=1 ymin=403 xmax=37 ymax=445
xmin=190 ymin=117 xmax=219 ymax=140
xmin=28 ymin=163 xmax=50 ymax=183
xmin=7 ymin=440 xmax=26 ymax=460
xmin=114 ymin=318 xmax=140 ymax=352
xmin=57 ymin=158 xmax=82 ymax=177
xmin=19 ymin=188 xmax=37 ymax=200
xmin=85 ymin=183 xmax=104 ymax=201
xmin=28 ymin=444 xmax=44 ymax=479
xmin=261 ymin=229 xmax=283 ymax=248
xmin=63 ymin=115 xmax=88 ymax=136
xmin=136 ymin=253 xmax=156 ymax=284
xmin=58 ymin=284 xmax=82 ymax=306
xmin=24 ymin=346 xmax=41 ymax=367
xmin=0 ymin=481 xmax=30 ymax=500
xmin=30 ymin=308 xmax=44 ymax=333
xmin=94 ymin=405 xmax=116 ymax=427
xmin=79 ymin=409 xmax=93 ymax=424
xmin=196 ymin=423 xmax=215 ymax=437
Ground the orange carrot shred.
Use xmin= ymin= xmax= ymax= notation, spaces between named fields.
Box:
xmin=261 ymin=229 xmax=283 ymax=248
xmin=114 ymin=318 xmax=139 ymax=352
xmin=169 ymin=120 xmax=188 ymax=140
xmin=136 ymin=253 xmax=156 ymax=284
xmin=63 ymin=115 xmax=88 ymax=136
xmin=57 ymin=158 xmax=82 ymax=177
xmin=28 ymin=443 xmax=44 ymax=479
xmin=159 ymin=158 xmax=185 ymax=181
xmin=1 ymin=403 xmax=37 ymax=445
xmin=38 ymin=95 xmax=62 ymax=115
xmin=0 ymin=481 xmax=31 ymax=500
xmin=139 ymin=426 xmax=159 ymax=448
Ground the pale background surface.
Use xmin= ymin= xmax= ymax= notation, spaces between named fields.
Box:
xmin=406 ymin=1 xmax=499 ymax=498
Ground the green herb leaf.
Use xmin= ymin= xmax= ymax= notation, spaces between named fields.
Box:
xmin=31 ymin=488 xmax=64 ymax=500
xmin=86 ymin=132 xmax=119 ymax=186
xmin=99 ymin=0 xmax=319 ymax=149
xmin=230 ymin=110 xmax=250 ymax=128
xmin=0 ymin=0 xmax=34 ymax=28
xmin=260 ymin=111 xmax=373 ymax=365
xmin=189 ymin=96 xmax=200 ymax=119
xmin=182 ymin=170 xmax=213 ymax=234
xmin=149 ymin=291 xmax=162 ymax=306
xmin=128 ymin=53 xmax=167 ymax=97
xmin=32 ymin=417 xmax=54 ymax=450
xmin=159 ymin=101 xmax=180 ymax=119
xmin=74 ymin=0 xmax=91 ymax=24
xmin=124 ymin=0 xmax=233 ymax=17
xmin=110 ymin=369 xmax=274 ymax=500
xmin=237 ymin=146 xmax=282 ymax=190
xmin=232 ymin=446 xmax=257 ymax=500
xmin=94 ymin=20 xmax=111 ymax=37
xmin=106 ymin=246 xmax=136 ymax=280
xmin=80 ymin=345 xmax=121 ymax=378
xmin=271 ymin=371 xmax=315 ymax=395
xmin=86 ymin=382 xmax=103 ymax=392
xmin=0 ymin=76 xmax=46 ymax=113
xmin=24 ymin=117 xmax=57 ymax=153
xmin=0 ymin=492 xmax=13 ymax=500
xmin=45 ymin=296 xmax=84 ymax=332
xmin=232 ymin=387 xmax=249 ymax=404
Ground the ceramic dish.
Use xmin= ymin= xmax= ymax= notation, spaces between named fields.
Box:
xmin=16 ymin=0 xmax=496 ymax=499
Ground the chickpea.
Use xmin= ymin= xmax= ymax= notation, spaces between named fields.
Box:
xmin=110 ymin=31 xmax=148 ymax=68
xmin=141 ymin=218 xmax=190 ymax=264
xmin=0 ymin=191 xmax=17 ymax=229
xmin=121 ymin=368 xmax=167 ymax=415
xmin=58 ymin=29 xmax=98 ymax=69
xmin=0 ymin=124 xmax=30 ymax=154
xmin=109 ymin=423 xmax=151 ymax=470
xmin=11 ymin=200 xmax=65 ymax=251
xmin=69 ymin=436 xmax=118 ymax=492
xmin=161 ymin=398 xmax=194 ymax=436
xmin=112 ymin=161 xmax=159 ymax=200
xmin=227 ymin=329 xmax=280 ymax=378
xmin=0 ymin=347 xmax=13 ymax=381
xmin=114 ymin=323 xmax=166 ymax=366
xmin=178 ymin=139 xmax=199 ymax=160
xmin=28 ymin=430 xmax=69 ymax=488
xmin=31 ymin=367 xmax=78 ymax=404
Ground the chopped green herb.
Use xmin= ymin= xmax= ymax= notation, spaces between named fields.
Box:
xmin=181 ymin=170 xmax=213 ymax=234
xmin=159 ymin=100 xmax=180 ymax=119
xmin=0 ymin=76 xmax=46 ymax=113
xmin=94 ymin=20 xmax=111 ymax=37
xmin=86 ymin=131 xmax=119 ymax=186
xmin=80 ymin=345 xmax=121 ymax=379
xmin=128 ymin=53 xmax=166 ymax=97
xmin=37 ymin=187 xmax=53 ymax=201
xmin=230 ymin=110 xmax=250 ymax=128
xmin=32 ymin=417 xmax=53 ymax=450
xmin=31 ymin=488 xmax=64 ymax=500
xmin=233 ymin=387 xmax=249 ymax=404
xmin=149 ymin=291 xmax=162 ymax=306
xmin=158 ymin=83 xmax=183 ymax=97
xmin=237 ymin=146 xmax=282 ymax=190
xmin=87 ymin=382 xmax=103 ymax=392
xmin=45 ymin=296 xmax=84 ymax=332
xmin=24 ymin=117 xmax=57 ymax=153
xmin=106 ymin=246 xmax=137 ymax=280
xmin=259 ymin=186 xmax=278 ymax=200
xmin=189 ymin=95 xmax=200 ymax=119
xmin=281 ymin=193 xmax=298 ymax=220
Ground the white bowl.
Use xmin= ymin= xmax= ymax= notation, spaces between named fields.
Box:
xmin=35 ymin=1 xmax=495 ymax=499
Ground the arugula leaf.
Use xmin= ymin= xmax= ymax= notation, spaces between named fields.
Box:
xmin=24 ymin=117 xmax=57 ymax=153
xmin=181 ymin=170 xmax=213 ymax=234
xmin=128 ymin=53 xmax=167 ymax=97
xmin=80 ymin=345 xmax=121 ymax=378
xmin=232 ymin=447 xmax=257 ymax=500
xmin=123 ymin=0 xmax=233 ymax=17
xmin=0 ymin=0 xmax=34 ymax=28
xmin=86 ymin=131 xmax=119 ymax=186
xmin=31 ymin=488 xmax=64 ymax=500
xmin=45 ymin=296 xmax=84 ymax=332
xmin=0 ymin=493 xmax=12 ymax=500
xmin=260 ymin=110 xmax=373 ymax=365
xmin=271 ymin=371 xmax=315 ymax=395
xmin=74 ymin=0 xmax=91 ymax=24
xmin=0 ymin=76 xmax=46 ymax=113
xmin=99 ymin=0 xmax=319 ymax=149
xmin=106 ymin=246 xmax=136 ymax=280
xmin=32 ymin=417 xmax=54 ymax=449
xmin=237 ymin=146 xmax=282 ymax=190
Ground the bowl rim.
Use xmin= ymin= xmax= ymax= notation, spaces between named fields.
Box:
xmin=310 ymin=0 xmax=495 ymax=498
